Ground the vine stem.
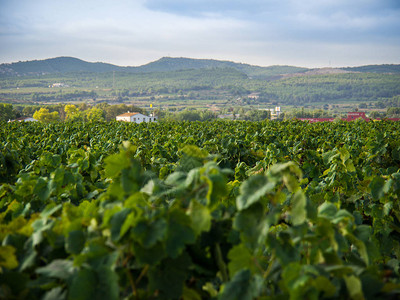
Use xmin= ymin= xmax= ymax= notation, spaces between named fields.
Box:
xmin=263 ymin=252 xmax=276 ymax=279
xmin=126 ymin=269 xmax=138 ymax=299
xmin=215 ymin=243 xmax=229 ymax=282
xmin=136 ymin=264 xmax=149 ymax=285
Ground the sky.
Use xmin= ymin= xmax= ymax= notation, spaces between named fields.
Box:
xmin=0 ymin=0 xmax=399 ymax=68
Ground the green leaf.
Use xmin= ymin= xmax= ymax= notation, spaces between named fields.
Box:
xmin=344 ymin=275 xmax=364 ymax=300
xmin=36 ymin=259 xmax=75 ymax=280
xmin=281 ymin=262 xmax=322 ymax=299
xmin=41 ymin=203 xmax=62 ymax=219
xmin=110 ymin=208 xmax=131 ymax=242
xmin=67 ymin=268 xmax=96 ymax=300
xmin=166 ymin=209 xmax=196 ymax=258
xmin=318 ymin=202 xmax=338 ymax=219
xmin=94 ymin=266 xmax=119 ymax=300
xmin=236 ymin=175 xmax=274 ymax=211
xmin=181 ymin=145 xmax=209 ymax=159
xmin=0 ymin=245 xmax=18 ymax=269
xmin=322 ymin=150 xmax=339 ymax=165
xmin=314 ymin=276 xmax=336 ymax=298
xmin=104 ymin=152 xmax=130 ymax=178
xmin=219 ymin=269 xmax=262 ymax=300
xmin=291 ymin=191 xmax=307 ymax=226
xmin=369 ymin=177 xmax=386 ymax=200
xmin=132 ymin=218 xmax=167 ymax=248
xmin=233 ymin=203 xmax=267 ymax=250
xmin=346 ymin=233 xmax=369 ymax=266
xmin=148 ymin=253 xmax=191 ymax=299
xmin=227 ymin=244 xmax=256 ymax=277
xmin=121 ymin=168 xmax=141 ymax=194
xmin=32 ymin=218 xmax=54 ymax=246
xmin=43 ymin=287 xmax=67 ymax=300
xmin=187 ymin=200 xmax=211 ymax=236
xmin=346 ymin=159 xmax=356 ymax=172
xmin=339 ymin=146 xmax=350 ymax=163
xmin=354 ymin=225 xmax=372 ymax=243
xmin=66 ymin=230 xmax=86 ymax=254
xmin=33 ymin=177 xmax=51 ymax=201
xmin=203 ymin=282 xmax=219 ymax=298
xmin=205 ymin=172 xmax=228 ymax=208
xmin=133 ymin=241 xmax=166 ymax=265
xmin=268 ymin=161 xmax=302 ymax=178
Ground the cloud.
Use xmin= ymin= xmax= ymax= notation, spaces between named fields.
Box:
xmin=144 ymin=0 xmax=400 ymax=40
xmin=0 ymin=0 xmax=399 ymax=66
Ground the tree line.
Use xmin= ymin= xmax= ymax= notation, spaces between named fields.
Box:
xmin=1 ymin=103 xmax=274 ymax=122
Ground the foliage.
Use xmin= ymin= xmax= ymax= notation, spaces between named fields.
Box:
xmin=0 ymin=103 xmax=18 ymax=121
xmin=86 ymin=107 xmax=105 ymax=122
xmin=260 ymin=73 xmax=400 ymax=105
xmin=387 ymin=107 xmax=400 ymax=117
xmin=173 ymin=109 xmax=218 ymax=122
xmin=0 ymin=56 xmax=308 ymax=79
xmin=32 ymin=108 xmax=59 ymax=122
xmin=243 ymin=109 xmax=270 ymax=121
xmin=343 ymin=64 xmax=400 ymax=74
xmin=0 ymin=120 xmax=400 ymax=299
xmin=64 ymin=104 xmax=83 ymax=121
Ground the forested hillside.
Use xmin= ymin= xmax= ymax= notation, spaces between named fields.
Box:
xmin=0 ymin=56 xmax=308 ymax=78
xmin=343 ymin=64 xmax=400 ymax=74
xmin=1 ymin=57 xmax=400 ymax=108
xmin=260 ymin=73 xmax=400 ymax=104
xmin=2 ymin=56 xmax=399 ymax=78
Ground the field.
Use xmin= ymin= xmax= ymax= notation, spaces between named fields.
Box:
xmin=1 ymin=120 xmax=400 ymax=299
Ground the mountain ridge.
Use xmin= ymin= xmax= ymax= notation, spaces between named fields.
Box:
xmin=1 ymin=56 xmax=399 ymax=78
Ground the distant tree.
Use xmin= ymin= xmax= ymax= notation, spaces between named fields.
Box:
xmin=176 ymin=109 xmax=201 ymax=121
xmin=243 ymin=110 xmax=270 ymax=121
xmin=86 ymin=107 xmax=105 ymax=122
xmin=22 ymin=106 xmax=36 ymax=117
xmin=33 ymin=108 xmax=59 ymax=122
xmin=78 ymin=103 xmax=89 ymax=111
xmin=0 ymin=103 xmax=17 ymax=121
xmin=65 ymin=104 xmax=84 ymax=121
xmin=387 ymin=107 xmax=400 ymax=117
xmin=369 ymin=111 xmax=384 ymax=119
xmin=95 ymin=103 xmax=110 ymax=111
xmin=312 ymin=109 xmax=330 ymax=118
xmin=200 ymin=110 xmax=217 ymax=121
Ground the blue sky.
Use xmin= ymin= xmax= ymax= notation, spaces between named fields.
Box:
xmin=0 ymin=0 xmax=399 ymax=67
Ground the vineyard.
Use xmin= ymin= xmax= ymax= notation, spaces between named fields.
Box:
xmin=1 ymin=120 xmax=400 ymax=299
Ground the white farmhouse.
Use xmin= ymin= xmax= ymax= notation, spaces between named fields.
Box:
xmin=115 ymin=112 xmax=157 ymax=123
xmin=8 ymin=117 xmax=38 ymax=122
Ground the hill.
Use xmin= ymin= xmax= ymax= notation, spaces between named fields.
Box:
xmin=0 ymin=56 xmax=308 ymax=78
xmin=342 ymin=64 xmax=400 ymax=74
xmin=0 ymin=57 xmax=126 ymax=77
xmin=138 ymin=57 xmax=309 ymax=79
xmin=1 ymin=56 xmax=399 ymax=79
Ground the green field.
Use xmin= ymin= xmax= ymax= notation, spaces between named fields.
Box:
xmin=1 ymin=120 xmax=400 ymax=299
